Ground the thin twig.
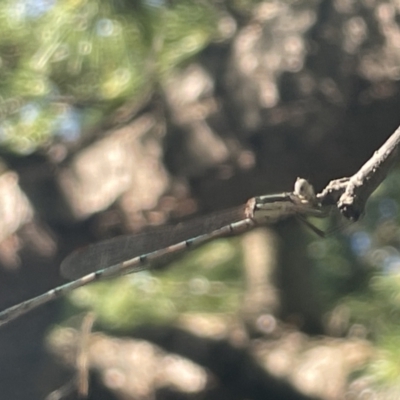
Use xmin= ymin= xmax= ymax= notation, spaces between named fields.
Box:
xmin=317 ymin=125 xmax=400 ymax=220
xmin=77 ymin=312 xmax=95 ymax=399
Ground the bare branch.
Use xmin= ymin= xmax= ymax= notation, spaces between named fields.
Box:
xmin=318 ymin=125 xmax=400 ymax=220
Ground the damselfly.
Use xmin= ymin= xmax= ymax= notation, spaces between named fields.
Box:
xmin=0 ymin=178 xmax=330 ymax=326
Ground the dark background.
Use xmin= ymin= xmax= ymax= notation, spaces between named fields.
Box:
xmin=0 ymin=1 xmax=400 ymax=399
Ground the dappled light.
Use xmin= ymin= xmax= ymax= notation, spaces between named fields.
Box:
xmin=2 ymin=1 xmax=400 ymax=399
xmin=47 ymin=327 xmax=209 ymax=398
xmin=0 ymin=0 xmax=216 ymax=152
xmin=58 ymin=116 xmax=169 ymax=220
xmin=66 ymin=238 xmax=243 ymax=329
xmin=0 ymin=171 xmax=33 ymax=242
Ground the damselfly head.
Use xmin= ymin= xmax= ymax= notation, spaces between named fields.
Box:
xmin=294 ymin=178 xmax=316 ymax=203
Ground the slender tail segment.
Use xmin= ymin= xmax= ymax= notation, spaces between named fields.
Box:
xmin=0 ymin=178 xmax=327 ymax=327
xmin=0 ymin=219 xmax=256 ymax=326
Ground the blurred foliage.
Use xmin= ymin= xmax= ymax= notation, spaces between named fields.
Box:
xmin=341 ymin=169 xmax=400 ymax=331
xmin=367 ymin=331 xmax=400 ymax=387
xmin=3 ymin=0 xmax=400 ymax=394
xmin=317 ymin=168 xmax=400 ymax=389
xmin=65 ymin=238 xmax=244 ymax=330
xmin=61 ymin=169 xmax=400 ymax=391
xmin=0 ymin=0 xmax=217 ymax=152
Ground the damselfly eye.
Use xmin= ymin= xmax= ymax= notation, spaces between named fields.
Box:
xmin=294 ymin=178 xmax=316 ymax=202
